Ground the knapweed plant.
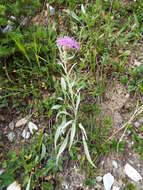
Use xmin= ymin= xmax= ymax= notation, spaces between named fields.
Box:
xmin=52 ymin=37 xmax=95 ymax=167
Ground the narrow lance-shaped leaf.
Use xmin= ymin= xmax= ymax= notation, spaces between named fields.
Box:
xmin=54 ymin=117 xmax=66 ymax=149
xmin=51 ymin=105 xmax=61 ymax=110
xmin=56 ymin=132 xmax=69 ymax=165
xmin=61 ymin=77 xmax=66 ymax=92
xmin=69 ymin=121 xmax=76 ymax=150
xmin=76 ymin=92 xmax=80 ymax=113
xmin=79 ymin=123 xmax=87 ymax=139
xmin=54 ymin=119 xmax=73 ymax=150
xmin=41 ymin=143 xmax=46 ymax=160
xmin=82 ymin=133 xmax=96 ymax=168
xmin=56 ymin=111 xmax=71 ymax=121
xmin=68 ymin=63 xmax=77 ymax=75
xmin=81 ymin=4 xmax=86 ymax=15
xmin=26 ymin=175 xmax=31 ymax=190
xmin=71 ymin=75 xmax=76 ymax=88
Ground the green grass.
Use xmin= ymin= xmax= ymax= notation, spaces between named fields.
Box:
xmin=0 ymin=0 xmax=143 ymax=189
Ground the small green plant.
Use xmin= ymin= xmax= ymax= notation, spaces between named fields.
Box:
xmin=0 ymin=131 xmax=59 ymax=190
xmin=123 ymin=182 xmax=136 ymax=190
xmin=52 ymin=38 xmax=95 ymax=167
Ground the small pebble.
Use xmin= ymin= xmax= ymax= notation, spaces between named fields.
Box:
xmin=7 ymin=132 xmax=15 ymax=142
xmin=113 ymin=186 xmax=120 ymax=190
xmin=96 ymin=176 xmax=103 ymax=182
xmin=112 ymin=160 xmax=118 ymax=169
xmin=9 ymin=121 xmax=15 ymax=130
xmin=134 ymin=122 xmax=140 ymax=128
xmin=21 ymin=129 xmax=30 ymax=139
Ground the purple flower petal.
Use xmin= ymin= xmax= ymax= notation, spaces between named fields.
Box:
xmin=57 ymin=36 xmax=80 ymax=51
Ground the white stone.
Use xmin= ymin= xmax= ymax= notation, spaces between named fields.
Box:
xmin=49 ymin=5 xmax=55 ymax=15
xmin=7 ymin=132 xmax=15 ymax=142
xmin=134 ymin=122 xmax=140 ymax=128
xmin=96 ymin=176 xmax=103 ymax=182
xmin=28 ymin=121 xmax=38 ymax=134
xmin=124 ymin=163 xmax=142 ymax=182
xmin=21 ymin=129 xmax=30 ymax=139
xmin=7 ymin=181 xmax=21 ymax=190
xmin=112 ymin=160 xmax=118 ymax=169
xmin=113 ymin=186 xmax=120 ymax=190
xmin=103 ymin=173 xmax=114 ymax=190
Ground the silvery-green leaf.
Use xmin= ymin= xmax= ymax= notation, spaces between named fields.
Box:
xmin=54 ymin=118 xmax=66 ymax=149
xmin=56 ymin=111 xmax=71 ymax=121
xmin=77 ymin=86 xmax=83 ymax=94
xmin=51 ymin=105 xmax=61 ymax=110
xmin=82 ymin=133 xmax=95 ymax=168
xmin=71 ymin=75 xmax=76 ymax=88
xmin=41 ymin=143 xmax=46 ymax=160
xmin=71 ymin=11 xmax=80 ymax=22
xmin=58 ymin=61 xmax=65 ymax=71
xmin=67 ymin=55 xmax=74 ymax=60
xmin=26 ymin=175 xmax=31 ymax=190
xmin=76 ymin=92 xmax=80 ymax=112
xmin=69 ymin=121 xmax=76 ymax=150
xmin=54 ymin=119 xmax=73 ymax=150
xmin=61 ymin=77 xmax=66 ymax=92
xmin=81 ymin=4 xmax=86 ymax=15
xmin=68 ymin=63 xmax=77 ymax=75
xmin=35 ymin=155 xmax=39 ymax=163
xmin=65 ymin=10 xmax=80 ymax=23
xmin=57 ymin=97 xmax=63 ymax=101
xmin=79 ymin=123 xmax=87 ymax=140
xmin=56 ymin=132 xmax=69 ymax=165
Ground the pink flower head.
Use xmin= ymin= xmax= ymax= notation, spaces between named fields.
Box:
xmin=57 ymin=36 xmax=80 ymax=51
